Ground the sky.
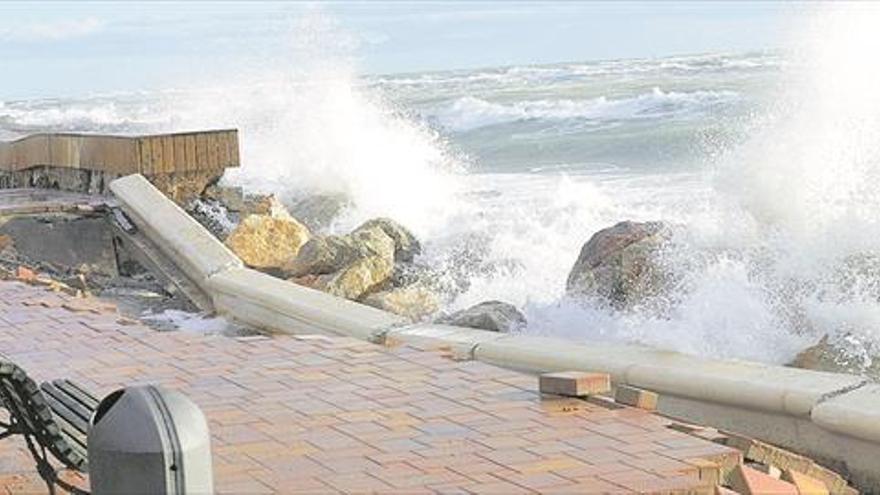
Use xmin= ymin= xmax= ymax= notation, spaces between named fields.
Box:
xmin=0 ymin=1 xmax=794 ymax=99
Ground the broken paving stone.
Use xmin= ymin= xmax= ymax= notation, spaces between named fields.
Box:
xmin=725 ymin=434 xmax=814 ymax=473
xmin=539 ymin=371 xmax=610 ymax=397
xmin=668 ymin=422 xmax=730 ymax=443
xmin=782 ymin=469 xmax=830 ymax=495
xmin=724 ymin=433 xmax=852 ymax=495
xmin=714 ymin=486 xmax=738 ymax=495
xmin=687 ymin=458 xmax=722 ymax=486
xmin=15 ymin=266 xmax=36 ymax=282
xmin=614 ymin=385 xmax=658 ymax=410
xmin=752 ymin=462 xmax=782 ymax=479
xmin=729 ymin=464 xmax=799 ymax=495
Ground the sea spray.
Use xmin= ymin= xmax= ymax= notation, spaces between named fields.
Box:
xmin=7 ymin=8 xmax=880 ymax=367
xmin=708 ymin=4 xmax=880 ymax=360
xmin=157 ymin=10 xmax=467 ymax=239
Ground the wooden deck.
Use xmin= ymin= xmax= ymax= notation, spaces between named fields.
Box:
xmin=0 ymin=130 xmax=239 ymax=176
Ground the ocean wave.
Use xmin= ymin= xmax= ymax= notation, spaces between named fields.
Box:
xmin=371 ymin=52 xmax=780 ymax=90
xmin=428 ymin=88 xmax=739 ymax=132
xmin=0 ymin=98 xmax=171 ymax=138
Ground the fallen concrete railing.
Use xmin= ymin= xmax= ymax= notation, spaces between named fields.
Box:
xmin=110 ymin=173 xmax=880 ymax=491
xmin=110 ymin=175 xmax=243 ymax=293
xmin=110 ymin=174 xmax=405 ymax=339
xmin=208 ymin=267 xmax=404 ymax=341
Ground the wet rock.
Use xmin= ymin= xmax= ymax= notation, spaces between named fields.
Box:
xmin=224 ymin=214 xmax=310 ymax=271
xmin=203 ymin=185 xmax=293 ymax=220
xmin=187 ymin=198 xmax=236 ymax=240
xmin=789 ymin=334 xmax=880 ymax=379
xmin=286 ymin=225 xmax=397 ymax=300
xmin=439 ymin=300 xmax=527 ymax=333
xmin=288 ymin=193 xmax=350 ymax=231
xmin=203 ymin=184 xmax=247 ymax=212
xmin=362 ymin=285 xmax=440 ymax=321
xmin=566 ymin=220 xmax=670 ymax=309
xmin=321 ymin=254 xmax=395 ymax=300
xmin=354 ymin=218 xmax=421 ymax=262
xmin=241 ymin=194 xmax=292 ymax=219
xmin=148 ymin=170 xmax=225 ymax=205
xmin=285 ymin=225 xmax=395 ymax=277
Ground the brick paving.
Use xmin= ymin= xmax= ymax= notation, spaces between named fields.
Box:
xmin=0 ymin=280 xmax=740 ymax=494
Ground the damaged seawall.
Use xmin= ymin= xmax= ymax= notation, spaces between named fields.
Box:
xmin=110 ymin=173 xmax=880 ymax=491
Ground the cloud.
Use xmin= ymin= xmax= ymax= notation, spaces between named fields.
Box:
xmin=0 ymin=17 xmax=105 ymax=42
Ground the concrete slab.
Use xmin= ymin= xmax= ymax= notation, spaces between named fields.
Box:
xmin=812 ymin=384 xmax=880 ymax=443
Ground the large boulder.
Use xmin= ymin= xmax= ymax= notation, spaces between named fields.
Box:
xmin=320 ymin=253 xmax=395 ymax=300
xmin=286 ymin=225 xmax=397 ymax=300
xmin=224 ymin=214 xmax=310 ymax=271
xmin=285 ymin=226 xmax=395 ymax=277
xmin=789 ymin=334 xmax=880 ymax=379
xmin=203 ymin=185 xmax=294 ymax=220
xmin=354 ymin=218 xmax=421 ymax=262
xmin=439 ymin=300 xmax=527 ymax=333
xmin=566 ymin=221 xmax=670 ymax=308
xmin=241 ymin=194 xmax=292 ymax=220
xmin=362 ymin=285 xmax=440 ymax=321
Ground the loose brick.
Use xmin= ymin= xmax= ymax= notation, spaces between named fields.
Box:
xmin=614 ymin=385 xmax=658 ymax=410
xmin=687 ymin=458 xmax=723 ymax=486
xmin=539 ymin=371 xmax=610 ymax=397
xmin=715 ymin=486 xmax=739 ymax=495
xmin=726 ymin=434 xmax=813 ymax=472
xmin=725 ymin=434 xmax=850 ymax=494
xmin=782 ymin=469 xmax=830 ymax=495
xmin=14 ymin=266 xmax=35 ymax=282
xmin=729 ymin=465 xmax=799 ymax=495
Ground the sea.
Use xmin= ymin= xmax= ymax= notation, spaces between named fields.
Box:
xmin=3 ymin=7 xmax=880 ymax=367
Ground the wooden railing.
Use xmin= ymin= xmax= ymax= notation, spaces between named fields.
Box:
xmin=0 ymin=130 xmax=239 ymax=175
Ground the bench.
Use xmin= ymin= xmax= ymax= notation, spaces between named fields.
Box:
xmin=0 ymin=362 xmax=97 ymax=494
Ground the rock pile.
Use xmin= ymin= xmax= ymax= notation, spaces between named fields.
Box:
xmin=189 ymin=184 xmax=538 ymax=324
xmin=287 ymin=218 xmax=437 ymax=317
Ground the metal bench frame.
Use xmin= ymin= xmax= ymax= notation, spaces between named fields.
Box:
xmin=0 ymin=362 xmax=95 ymax=495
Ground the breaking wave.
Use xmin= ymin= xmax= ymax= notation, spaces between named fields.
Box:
xmin=427 ymin=89 xmax=739 ymax=132
xmin=6 ymin=6 xmax=880 ymax=370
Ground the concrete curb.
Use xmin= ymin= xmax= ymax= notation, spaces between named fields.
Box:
xmin=208 ymin=267 xmax=405 ymax=341
xmin=109 ymin=174 xmax=880 ymax=490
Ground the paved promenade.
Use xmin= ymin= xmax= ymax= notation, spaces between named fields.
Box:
xmin=0 ymin=281 xmax=739 ymax=494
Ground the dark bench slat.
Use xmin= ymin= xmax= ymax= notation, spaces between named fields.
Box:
xmin=0 ymin=366 xmax=88 ymax=473
xmin=40 ymin=383 xmax=92 ymax=429
xmin=52 ymin=380 xmax=99 ymax=410
xmin=40 ymin=390 xmax=89 ymax=438
xmin=49 ymin=412 xmax=88 ymax=459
